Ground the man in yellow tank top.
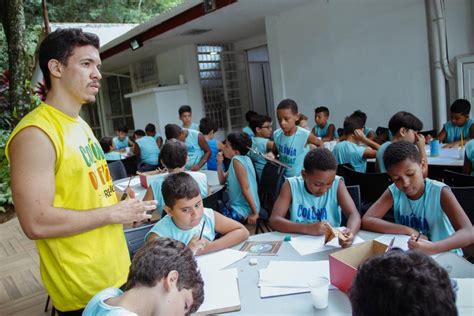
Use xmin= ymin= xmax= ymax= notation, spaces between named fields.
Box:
xmin=6 ymin=29 xmax=157 ymax=315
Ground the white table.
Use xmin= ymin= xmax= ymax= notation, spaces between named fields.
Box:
xmin=218 ymin=231 xmax=473 ymax=316
xmin=368 ymin=147 xmax=464 ymax=167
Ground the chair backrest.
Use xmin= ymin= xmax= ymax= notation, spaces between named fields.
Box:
xmin=451 ymin=187 xmax=474 ymax=225
xmin=124 ymin=221 xmax=157 ymax=258
xmin=443 ymin=169 xmax=474 ymax=187
xmin=342 ymin=166 xmax=391 ymax=205
xmin=108 ymin=160 xmax=128 ymax=181
xmin=336 ymin=163 xmax=353 ymax=184
xmin=337 ymin=128 xmax=344 ymax=137
xmin=259 ymin=161 xmax=286 ymax=213
xmin=420 ymin=129 xmax=437 ymax=138
xmin=341 ymin=185 xmax=361 ymax=226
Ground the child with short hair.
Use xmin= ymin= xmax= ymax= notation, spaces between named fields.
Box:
xmin=178 ymin=105 xmax=199 ymax=131
xmin=146 ymin=173 xmax=249 ymax=255
xmin=376 ymin=111 xmax=426 ymax=174
xmin=100 ymin=136 xmax=121 ymax=161
xmin=312 ymin=106 xmax=337 ymax=141
xmin=437 ymin=99 xmax=474 ymax=147
xmin=269 ymin=148 xmax=360 ymax=247
xmin=296 ymin=113 xmax=310 ymax=131
xmin=165 ymin=124 xmax=211 ymax=171
xmin=143 ymin=139 xmax=208 ymax=214
xmin=349 ymin=250 xmax=456 ymax=316
xmin=463 ymin=139 xmax=474 ymax=175
xmin=273 ymin=99 xmax=323 ymax=178
xmin=332 ymin=115 xmax=380 ymax=172
xmin=113 ymin=125 xmax=133 ymax=150
xmin=145 ymin=123 xmax=163 ymax=148
xmin=217 ymin=132 xmax=261 ymax=225
xmin=133 ymin=129 xmax=160 ymax=172
xmin=83 ymin=237 xmax=205 ymax=316
xmin=242 ymin=110 xmax=258 ymax=137
xmin=363 ymin=141 xmax=473 ymax=255
xmin=248 ymin=114 xmax=274 ymax=180
xmin=351 ymin=110 xmax=375 ymax=140
xmin=199 ymin=118 xmax=220 ymax=171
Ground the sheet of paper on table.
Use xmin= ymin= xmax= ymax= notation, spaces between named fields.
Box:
xmin=196 ymin=249 xmax=247 ymax=275
xmin=374 ymin=234 xmax=411 ymax=251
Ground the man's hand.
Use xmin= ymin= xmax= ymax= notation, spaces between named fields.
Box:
xmin=110 ymin=199 xmax=156 ymax=225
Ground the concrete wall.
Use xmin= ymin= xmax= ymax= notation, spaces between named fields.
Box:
xmin=265 ymin=0 xmax=473 ymax=131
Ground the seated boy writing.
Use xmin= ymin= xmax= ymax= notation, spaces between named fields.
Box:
xmin=133 ymin=129 xmax=160 ymax=172
xmin=437 ymin=99 xmax=474 ymax=148
xmin=217 ymin=132 xmax=261 ymax=225
xmin=146 ymin=172 xmax=249 ymax=255
xmin=376 ymin=111 xmax=427 ymax=174
xmin=362 ymin=141 xmax=474 ymax=255
xmin=143 ymin=139 xmax=208 ymax=215
xmin=332 ymin=115 xmax=380 ymax=172
xmin=349 ymin=250 xmax=456 ymax=316
xmin=100 ymin=136 xmax=121 ymax=161
xmin=269 ymin=148 xmax=361 ymax=247
xmin=84 ymin=237 xmax=204 ymax=316
xmin=248 ymin=114 xmax=274 ymax=181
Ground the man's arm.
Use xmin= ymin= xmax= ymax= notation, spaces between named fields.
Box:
xmin=9 ymin=127 xmax=156 ymax=240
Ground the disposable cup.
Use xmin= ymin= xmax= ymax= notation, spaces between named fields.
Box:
xmin=309 ymin=277 xmax=330 ymax=309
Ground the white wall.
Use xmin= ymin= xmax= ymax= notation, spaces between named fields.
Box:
xmin=266 ymin=0 xmax=473 ymax=131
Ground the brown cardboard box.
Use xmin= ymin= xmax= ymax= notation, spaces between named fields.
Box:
xmin=329 ymin=240 xmax=388 ymax=293
xmin=138 ymin=170 xmax=168 ymax=188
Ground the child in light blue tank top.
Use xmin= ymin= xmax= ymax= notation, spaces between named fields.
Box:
xmin=363 ymin=141 xmax=473 ymax=256
xmin=312 ymin=106 xmax=337 ymax=141
xmin=464 ymin=140 xmax=474 ymax=175
xmin=438 ymin=99 xmax=474 ymax=146
xmin=199 ymin=117 xmax=220 ymax=171
xmin=269 ymin=148 xmax=361 ymax=247
xmin=135 ymin=135 xmax=160 ymax=166
xmin=242 ymin=110 xmax=258 ymax=137
xmin=247 ymin=114 xmax=274 ymax=181
xmin=145 ymin=173 xmax=248 ymax=255
xmin=100 ymin=136 xmax=121 ymax=161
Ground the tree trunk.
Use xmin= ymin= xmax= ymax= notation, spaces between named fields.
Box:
xmin=3 ymin=0 xmax=30 ymax=128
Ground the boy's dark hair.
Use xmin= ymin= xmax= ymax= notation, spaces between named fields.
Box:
xmin=125 ymin=237 xmax=204 ymax=314
xmin=245 ymin=110 xmax=258 ymax=123
xmin=315 ymin=106 xmax=330 ymax=116
xmin=162 ymin=172 xmax=201 ymax=208
xmin=39 ymin=28 xmax=100 ymax=90
xmin=227 ymin=132 xmax=252 ymax=155
xmin=199 ymin=118 xmax=217 ymax=135
xmin=450 ymin=99 xmax=471 ymax=115
xmin=296 ymin=113 xmax=308 ymax=126
xmin=304 ymin=148 xmax=337 ymax=172
xmin=343 ymin=115 xmax=364 ymax=135
xmin=276 ymin=99 xmax=298 ymax=114
xmin=351 ymin=110 xmax=367 ymax=125
xmin=133 ymin=129 xmax=145 ymax=137
xmin=160 ymin=139 xmax=187 ymax=169
xmin=388 ymin=111 xmax=423 ymax=135
xmin=179 ymin=105 xmax=192 ymax=116
xmin=165 ymin=124 xmax=183 ymax=140
xmin=349 ymin=250 xmax=456 ymax=316
xmin=117 ymin=125 xmax=129 ymax=133
xmin=99 ymin=137 xmax=113 ymax=154
xmin=145 ymin=123 xmax=156 ymax=134
xmin=383 ymin=140 xmax=421 ymax=171
xmin=249 ymin=114 xmax=272 ymax=133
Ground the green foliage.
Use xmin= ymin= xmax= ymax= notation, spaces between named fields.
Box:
xmin=0 ymin=130 xmax=12 ymax=212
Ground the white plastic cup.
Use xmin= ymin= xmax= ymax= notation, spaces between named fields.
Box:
xmin=459 ymin=147 xmax=465 ymax=160
xmin=309 ymin=277 xmax=330 ymax=309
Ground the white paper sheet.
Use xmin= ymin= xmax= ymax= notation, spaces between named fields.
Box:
xmin=374 ymin=234 xmax=411 ymax=251
xmin=200 ymin=170 xmax=220 ymax=186
xmin=289 ymin=229 xmax=365 ymax=256
xmin=196 ymin=249 xmax=247 ymax=275
xmin=115 ymin=177 xmax=141 ymax=191
xmin=196 ymin=268 xmax=241 ymax=314
xmin=454 ymin=278 xmax=474 ymax=308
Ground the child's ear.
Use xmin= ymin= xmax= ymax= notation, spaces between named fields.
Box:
xmin=164 ymin=205 xmax=173 ymax=216
xmin=301 ymin=169 xmax=307 ymax=180
xmin=420 ymin=159 xmax=428 ymax=177
xmin=164 ymin=270 xmax=179 ymax=292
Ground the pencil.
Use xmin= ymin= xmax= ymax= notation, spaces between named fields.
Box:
xmin=120 ymin=175 xmax=134 ymax=201
xmin=415 ymin=231 xmax=422 ymax=242
xmin=199 ymin=221 xmax=206 ymax=240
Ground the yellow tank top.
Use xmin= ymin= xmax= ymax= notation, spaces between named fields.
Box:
xmin=6 ymin=103 xmax=130 ymax=311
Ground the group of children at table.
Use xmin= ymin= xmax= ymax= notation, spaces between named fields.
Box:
xmin=84 ymin=98 xmax=474 ymax=315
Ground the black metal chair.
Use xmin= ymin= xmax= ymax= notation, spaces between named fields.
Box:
xmin=107 ymin=160 xmax=128 ymax=181
xmin=336 ymin=163 xmax=353 ymax=182
xmin=124 ymin=221 xmax=158 ymax=258
xmin=443 ymin=169 xmax=474 ymax=187
xmin=341 ymin=185 xmax=361 ymax=226
xmin=420 ymin=129 xmax=437 ymax=138
xmin=256 ymin=161 xmax=287 ymax=234
xmin=451 ymin=187 xmax=474 ymax=225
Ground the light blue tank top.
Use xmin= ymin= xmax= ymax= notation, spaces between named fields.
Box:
xmin=183 ymin=122 xmax=199 ymax=131
xmin=136 ymin=136 xmax=160 ymax=166
xmin=248 ymin=136 xmax=269 ymax=180
xmin=466 ymin=140 xmax=474 ymax=176
xmin=376 ymin=141 xmax=391 ymax=173
xmin=274 ymin=126 xmax=310 ymax=178
xmin=444 ymin=119 xmax=473 ymax=143
xmin=332 ymin=141 xmax=367 ymax=172
xmin=185 ymin=129 xmax=206 ymax=170
xmin=83 ymin=288 xmax=137 ymax=316
xmin=112 ymin=136 xmax=129 ymax=150
xmin=313 ymin=122 xmax=337 ymax=138
xmin=145 ymin=208 xmax=216 ymax=245
xmin=206 ymin=139 xmax=219 ymax=171
xmin=150 ymin=171 xmax=208 ymax=213
xmin=104 ymin=151 xmax=121 ymax=161
xmin=227 ymin=155 xmax=260 ymax=218
xmin=242 ymin=126 xmax=255 ymax=137
xmin=389 ymin=179 xmax=461 ymax=255
xmin=288 ymin=176 xmax=342 ymax=227
xmin=153 ymin=132 xmax=162 ymax=141
xmin=364 ymin=126 xmax=374 ymax=137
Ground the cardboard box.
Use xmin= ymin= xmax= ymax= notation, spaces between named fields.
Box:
xmin=329 ymin=240 xmax=387 ymax=293
xmin=138 ymin=170 xmax=168 ymax=188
